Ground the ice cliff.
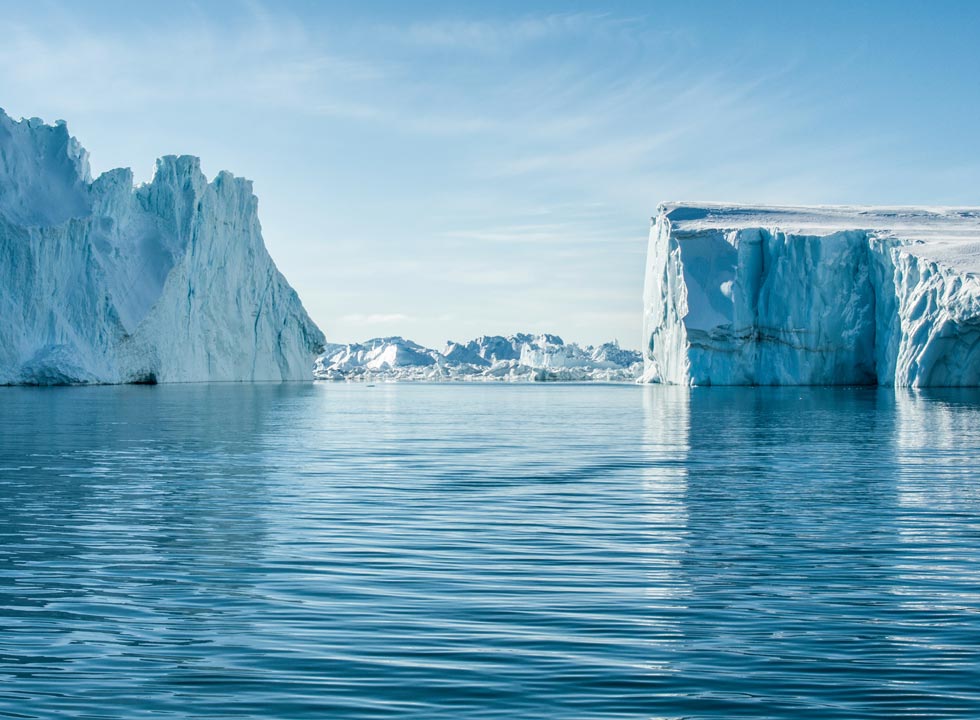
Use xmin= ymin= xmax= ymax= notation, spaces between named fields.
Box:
xmin=0 ymin=110 xmax=324 ymax=385
xmin=643 ymin=203 xmax=980 ymax=387
xmin=314 ymin=334 xmax=642 ymax=382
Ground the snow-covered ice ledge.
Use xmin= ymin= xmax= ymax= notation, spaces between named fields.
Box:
xmin=643 ymin=203 xmax=980 ymax=387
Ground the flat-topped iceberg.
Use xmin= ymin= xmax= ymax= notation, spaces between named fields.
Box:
xmin=643 ymin=203 xmax=980 ymax=387
xmin=314 ymin=334 xmax=642 ymax=382
xmin=0 ymin=110 xmax=324 ymax=385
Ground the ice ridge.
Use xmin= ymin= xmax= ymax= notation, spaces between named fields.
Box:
xmin=314 ymin=334 xmax=642 ymax=382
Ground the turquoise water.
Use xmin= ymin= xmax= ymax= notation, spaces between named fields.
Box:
xmin=1 ymin=383 xmax=980 ymax=719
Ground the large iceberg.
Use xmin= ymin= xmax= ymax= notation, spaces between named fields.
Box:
xmin=0 ymin=110 xmax=324 ymax=385
xmin=314 ymin=334 xmax=642 ymax=382
xmin=643 ymin=203 xmax=980 ymax=387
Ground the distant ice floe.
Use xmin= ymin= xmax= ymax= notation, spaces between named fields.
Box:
xmin=314 ymin=334 xmax=642 ymax=382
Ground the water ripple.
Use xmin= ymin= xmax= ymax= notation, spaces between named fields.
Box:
xmin=0 ymin=384 xmax=979 ymax=718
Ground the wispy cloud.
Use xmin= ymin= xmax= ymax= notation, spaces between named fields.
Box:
xmin=0 ymin=7 xmax=388 ymax=119
xmin=340 ymin=313 xmax=413 ymax=325
xmin=390 ymin=13 xmax=614 ymax=53
xmin=0 ymin=0 xmax=936 ymax=349
xmin=442 ymin=220 xmax=638 ymax=247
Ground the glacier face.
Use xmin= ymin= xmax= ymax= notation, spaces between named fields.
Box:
xmin=314 ymin=334 xmax=642 ymax=382
xmin=0 ymin=110 xmax=324 ymax=385
xmin=643 ymin=203 xmax=980 ymax=387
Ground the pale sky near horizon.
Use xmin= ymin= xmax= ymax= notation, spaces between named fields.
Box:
xmin=2 ymin=0 xmax=980 ymax=349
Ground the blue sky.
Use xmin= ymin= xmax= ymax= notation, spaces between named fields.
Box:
xmin=2 ymin=0 xmax=979 ymax=348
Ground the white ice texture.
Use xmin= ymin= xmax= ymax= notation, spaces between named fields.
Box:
xmin=643 ymin=203 xmax=980 ymax=386
xmin=314 ymin=334 xmax=642 ymax=382
xmin=0 ymin=111 xmax=324 ymax=385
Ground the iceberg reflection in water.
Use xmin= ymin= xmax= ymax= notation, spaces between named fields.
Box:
xmin=0 ymin=384 xmax=979 ymax=718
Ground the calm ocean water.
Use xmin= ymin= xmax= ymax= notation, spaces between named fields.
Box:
xmin=1 ymin=383 xmax=979 ymax=719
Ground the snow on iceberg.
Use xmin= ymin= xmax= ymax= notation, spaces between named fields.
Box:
xmin=643 ymin=203 xmax=980 ymax=387
xmin=0 ymin=110 xmax=324 ymax=385
xmin=314 ymin=335 xmax=642 ymax=382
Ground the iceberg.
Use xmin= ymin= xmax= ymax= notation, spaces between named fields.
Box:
xmin=0 ymin=110 xmax=324 ymax=385
xmin=316 ymin=337 xmax=440 ymax=376
xmin=314 ymin=334 xmax=642 ymax=382
xmin=643 ymin=203 xmax=980 ymax=386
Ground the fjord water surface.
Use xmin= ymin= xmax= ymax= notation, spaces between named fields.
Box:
xmin=1 ymin=383 xmax=979 ymax=719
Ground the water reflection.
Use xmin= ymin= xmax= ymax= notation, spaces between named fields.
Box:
xmin=888 ymin=389 xmax=980 ymax=700
xmin=635 ymin=387 xmax=980 ymax=718
xmin=676 ymin=390 xmax=906 ymax=717
xmin=639 ymin=385 xmax=690 ymax=597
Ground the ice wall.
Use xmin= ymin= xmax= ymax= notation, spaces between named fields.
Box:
xmin=643 ymin=203 xmax=980 ymax=387
xmin=0 ymin=110 xmax=324 ymax=385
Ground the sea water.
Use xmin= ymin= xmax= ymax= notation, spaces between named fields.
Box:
xmin=1 ymin=383 xmax=979 ymax=718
